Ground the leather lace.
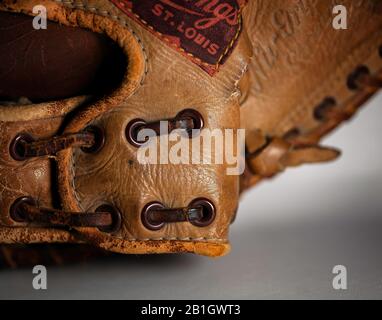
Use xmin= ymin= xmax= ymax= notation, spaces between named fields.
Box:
xmin=244 ymin=68 xmax=382 ymax=182
xmin=20 ymin=132 xmax=95 ymax=158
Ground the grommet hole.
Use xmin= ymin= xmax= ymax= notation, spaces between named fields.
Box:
xmin=189 ymin=198 xmax=216 ymax=227
xmin=347 ymin=65 xmax=370 ymax=90
xmin=141 ymin=202 xmax=166 ymax=231
xmin=10 ymin=196 xmax=36 ymax=222
xmin=96 ymin=204 xmax=122 ymax=233
xmin=9 ymin=133 xmax=35 ymax=161
xmin=313 ymin=97 xmax=337 ymax=121
xmin=125 ymin=119 xmax=149 ymax=147
xmin=81 ymin=125 xmax=105 ymax=154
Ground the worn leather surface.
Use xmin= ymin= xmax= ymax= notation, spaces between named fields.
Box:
xmin=1 ymin=0 xmax=381 ymax=259
xmin=240 ymin=0 xmax=382 ymax=189
xmin=0 ymin=0 xmax=250 ymax=257
xmin=0 ymin=97 xmax=87 ymax=227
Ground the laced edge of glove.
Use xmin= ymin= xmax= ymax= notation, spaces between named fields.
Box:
xmin=240 ymin=51 xmax=382 ymax=192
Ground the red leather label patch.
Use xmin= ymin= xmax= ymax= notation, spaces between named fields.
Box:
xmin=110 ymin=0 xmax=247 ymax=75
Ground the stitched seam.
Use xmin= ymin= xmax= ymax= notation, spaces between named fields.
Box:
xmin=217 ymin=13 xmax=242 ymax=67
xmin=70 ymin=151 xmax=84 ymax=211
xmin=108 ymin=0 xmax=243 ymax=70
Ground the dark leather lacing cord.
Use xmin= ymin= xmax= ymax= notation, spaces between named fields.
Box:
xmin=8 ymin=108 xmax=211 ymax=231
xmin=10 ymin=109 xmax=203 ymax=160
xmin=313 ymin=66 xmax=382 ymax=122
xmin=126 ymin=109 xmax=204 ymax=147
xmin=356 ymin=72 xmax=382 ymax=89
xmin=244 ymin=64 xmax=382 ymax=180
xmin=14 ymin=203 xmax=112 ymax=228
xmin=149 ymin=207 xmax=203 ymax=223
xmin=284 ymin=65 xmax=382 ymax=140
xmin=9 ymin=126 xmax=104 ymax=161
xmin=10 ymin=197 xmax=215 ymax=232
xmin=141 ymin=198 xmax=215 ymax=230
xmin=347 ymin=65 xmax=382 ymax=91
xmin=10 ymin=197 xmax=118 ymax=231
xmin=19 ymin=132 xmax=94 ymax=158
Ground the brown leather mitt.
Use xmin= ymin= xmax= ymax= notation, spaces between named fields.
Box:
xmin=0 ymin=0 xmax=381 ymax=266
xmin=0 ymin=0 xmax=251 ymax=262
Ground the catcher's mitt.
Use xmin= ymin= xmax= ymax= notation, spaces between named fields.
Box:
xmin=0 ymin=0 xmax=381 ymax=266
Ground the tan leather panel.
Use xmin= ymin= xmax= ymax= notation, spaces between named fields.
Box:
xmin=0 ymin=98 xmax=86 ymax=229
xmin=0 ymin=0 xmax=252 ymax=256
xmin=3 ymin=0 xmax=379 ymax=258
xmin=55 ymin=0 xmax=251 ymax=248
xmin=240 ymin=0 xmax=382 ymax=189
xmin=241 ymin=0 xmax=382 ymax=136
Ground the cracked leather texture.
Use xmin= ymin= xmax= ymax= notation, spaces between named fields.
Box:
xmin=0 ymin=0 xmax=381 ymax=259
xmin=0 ymin=0 xmax=251 ymax=257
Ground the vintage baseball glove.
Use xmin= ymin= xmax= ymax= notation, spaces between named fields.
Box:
xmin=0 ymin=0 xmax=381 ymax=267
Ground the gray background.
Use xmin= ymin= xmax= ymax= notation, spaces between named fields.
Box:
xmin=0 ymin=93 xmax=381 ymax=300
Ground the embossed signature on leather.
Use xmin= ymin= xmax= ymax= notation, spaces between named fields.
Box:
xmin=110 ymin=0 xmax=247 ymax=75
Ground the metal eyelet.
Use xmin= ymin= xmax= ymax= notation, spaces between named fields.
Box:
xmin=9 ymin=133 xmax=35 ymax=161
xmin=81 ymin=125 xmax=105 ymax=154
xmin=176 ymin=109 xmax=204 ymax=138
xmin=141 ymin=202 xmax=166 ymax=231
xmin=189 ymin=198 xmax=216 ymax=227
xmin=125 ymin=109 xmax=204 ymax=147
xmin=125 ymin=119 xmax=149 ymax=147
xmin=313 ymin=97 xmax=337 ymax=121
xmin=96 ymin=204 xmax=122 ymax=233
xmin=10 ymin=196 xmax=37 ymax=222
xmin=347 ymin=65 xmax=370 ymax=90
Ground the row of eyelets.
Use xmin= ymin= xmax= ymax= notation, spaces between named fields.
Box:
xmin=126 ymin=109 xmax=204 ymax=147
xmin=8 ymin=107 xmax=213 ymax=234
xmin=141 ymin=198 xmax=216 ymax=231
xmin=313 ymin=47 xmax=382 ymax=123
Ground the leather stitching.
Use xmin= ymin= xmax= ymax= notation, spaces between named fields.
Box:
xmin=108 ymin=0 xmax=243 ymax=69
